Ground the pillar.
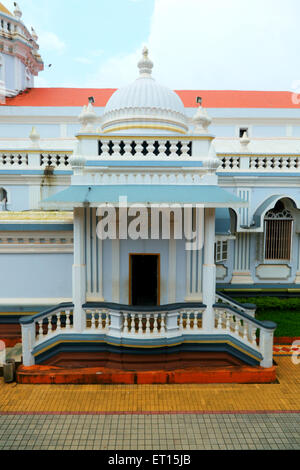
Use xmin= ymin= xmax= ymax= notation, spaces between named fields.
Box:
xmin=202 ymin=208 xmax=216 ymax=332
xmin=231 ymin=233 xmax=254 ymax=284
xmin=73 ymin=207 xmax=86 ymax=332
xmin=168 ymin=237 xmax=177 ymax=303
xmin=185 ymin=208 xmax=203 ymax=302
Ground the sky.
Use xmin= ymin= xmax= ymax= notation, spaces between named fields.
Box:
xmin=5 ymin=0 xmax=300 ymax=91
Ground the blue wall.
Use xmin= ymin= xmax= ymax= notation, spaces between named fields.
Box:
xmin=0 ymin=253 xmax=73 ymax=299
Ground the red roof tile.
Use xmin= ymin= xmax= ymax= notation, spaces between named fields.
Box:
xmin=3 ymin=88 xmax=300 ymax=108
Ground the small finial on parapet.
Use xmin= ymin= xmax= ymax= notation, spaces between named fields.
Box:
xmin=29 ymin=126 xmax=40 ymax=148
xmin=31 ymin=27 xmax=38 ymax=42
xmin=240 ymin=131 xmax=250 ymax=149
xmin=192 ymin=99 xmax=212 ymax=134
xmin=14 ymin=2 xmax=22 ymax=19
xmin=78 ymin=101 xmax=97 ymax=132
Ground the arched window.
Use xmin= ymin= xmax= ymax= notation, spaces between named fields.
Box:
xmin=264 ymin=201 xmax=293 ymax=260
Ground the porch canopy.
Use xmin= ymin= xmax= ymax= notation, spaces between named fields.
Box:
xmin=42 ymin=185 xmax=247 ymax=209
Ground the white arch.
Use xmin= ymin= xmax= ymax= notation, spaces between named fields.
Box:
xmin=252 ymin=194 xmax=300 ymax=228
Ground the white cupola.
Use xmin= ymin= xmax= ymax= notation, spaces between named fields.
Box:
xmin=101 ymin=47 xmax=188 ymax=136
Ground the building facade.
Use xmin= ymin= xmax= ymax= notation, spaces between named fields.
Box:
xmin=2 ymin=1 xmax=299 ymax=378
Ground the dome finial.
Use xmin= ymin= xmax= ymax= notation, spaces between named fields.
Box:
xmin=143 ymin=46 xmax=149 ymax=59
xmin=138 ymin=46 xmax=153 ymax=77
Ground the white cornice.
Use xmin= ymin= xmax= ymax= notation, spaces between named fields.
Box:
xmin=219 ymin=175 xmax=300 ymax=187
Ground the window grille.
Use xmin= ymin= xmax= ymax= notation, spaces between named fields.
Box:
xmin=264 ymin=204 xmax=293 ymax=260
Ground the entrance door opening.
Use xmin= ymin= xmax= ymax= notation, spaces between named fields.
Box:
xmin=130 ymin=254 xmax=160 ymax=306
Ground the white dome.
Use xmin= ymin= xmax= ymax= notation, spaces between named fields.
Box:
xmin=105 ymin=78 xmax=185 ymax=115
xmin=101 ymin=48 xmax=188 ymax=135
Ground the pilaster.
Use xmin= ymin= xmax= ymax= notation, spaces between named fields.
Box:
xmin=73 ymin=207 xmax=86 ymax=332
xmin=202 ymin=208 xmax=216 ymax=332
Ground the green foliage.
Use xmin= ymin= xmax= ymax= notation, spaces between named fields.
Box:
xmin=235 ymin=296 xmax=300 ymax=311
xmin=234 ymin=296 xmax=300 ymax=337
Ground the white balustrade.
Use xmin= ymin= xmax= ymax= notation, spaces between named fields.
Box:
xmin=221 ymin=154 xmax=300 ymax=172
xmin=0 ymin=152 xmax=71 ymax=170
xmin=97 ymin=139 xmax=192 ymax=159
xmin=85 ymin=309 xmax=110 ymax=332
xmin=34 ymin=308 xmax=74 ymax=345
xmin=21 ymin=304 xmax=274 ymax=368
xmin=121 ymin=311 xmax=167 ymax=336
xmin=0 ymin=153 xmax=28 ymax=168
xmin=40 ymin=153 xmax=71 ymax=169
xmin=178 ymin=310 xmax=202 ymax=332
xmin=215 ymin=293 xmax=256 ymax=317
xmin=214 ymin=308 xmax=260 ymax=350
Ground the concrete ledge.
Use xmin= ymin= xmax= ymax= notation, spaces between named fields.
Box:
xmin=17 ymin=364 xmax=277 ymax=385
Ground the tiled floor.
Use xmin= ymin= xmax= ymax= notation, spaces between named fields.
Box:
xmin=0 ymin=413 xmax=299 ymax=450
xmin=0 ymin=357 xmax=300 ymax=450
xmin=1 ymin=358 xmax=300 ymax=413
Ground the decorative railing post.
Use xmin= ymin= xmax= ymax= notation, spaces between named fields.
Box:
xmin=20 ymin=321 xmax=36 ymax=366
xmin=240 ymin=155 xmax=250 ymax=170
xmin=109 ymin=311 xmax=123 ymax=337
xmin=28 ymin=151 xmax=40 ymax=169
xmin=166 ymin=311 xmax=179 ymax=335
xmin=260 ymin=323 xmax=277 ymax=368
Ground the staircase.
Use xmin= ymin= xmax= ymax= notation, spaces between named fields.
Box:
xmin=18 ymin=297 xmax=276 ymax=384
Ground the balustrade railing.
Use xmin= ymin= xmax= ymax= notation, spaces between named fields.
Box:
xmin=35 ymin=306 xmax=74 ymax=344
xmin=20 ymin=303 xmax=74 ymax=366
xmin=85 ymin=309 xmax=110 ymax=332
xmin=84 ymin=304 xmax=204 ymax=336
xmin=20 ymin=301 xmax=275 ymax=368
xmin=0 ymin=152 xmax=29 ymax=168
xmin=219 ymin=154 xmax=300 ymax=171
xmin=215 ymin=292 xmax=256 ymax=317
xmin=122 ymin=311 xmax=166 ymax=335
xmin=178 ymin=310 xmax=202 ymax=331
xmin=0 ymin=152 xmax=71 ymax=170
xmin=214 ymin=303 xmax=276 ymax=367
xmin=98 ymin=139 xmax=192 ymax=159
xmin=40 ymin=153 xmax=71 ymax=169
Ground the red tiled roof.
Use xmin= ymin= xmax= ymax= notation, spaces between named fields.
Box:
xmin=3 ymin=88 xmax=300 ymax=108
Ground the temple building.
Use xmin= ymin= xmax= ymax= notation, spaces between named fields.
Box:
xmin=3 ymin=1 xmax=300 ymax=382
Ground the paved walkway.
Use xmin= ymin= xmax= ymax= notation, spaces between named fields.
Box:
xmin=1 ymin=358 xmax=300 ymax=413
xmin=0 ymin=357 xmax=300 ymax=450
xmin=0 ymin=413 xmax=299 ymax=450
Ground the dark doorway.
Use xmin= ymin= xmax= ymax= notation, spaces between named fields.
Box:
xmin=130 ymin=254 xmax=160 ymax=306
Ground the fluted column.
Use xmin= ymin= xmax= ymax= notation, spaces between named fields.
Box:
xmin=202 ymin=208 xmax=216 ymax=332
xmin=73 ymin=207 xmax=86 ymax=332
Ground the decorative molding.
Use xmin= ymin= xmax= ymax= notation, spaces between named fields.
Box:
xmin=231 ymin=272 xmax=254 ymax=284
xmin=256 ymin=264 xmax=291 ymax=280
xmin=0 ymin=211 xmax=73 ymax=222
xmin=0 ymin=231 xmax=73 ymax=253
xmin=0 ymin=298 xmax=72 ymax=306
xmin=216 ymin=264 xmax=227 ymax=280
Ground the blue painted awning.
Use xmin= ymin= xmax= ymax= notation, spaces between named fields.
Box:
xmin=42 ymin=185 xmax=247 ymax=209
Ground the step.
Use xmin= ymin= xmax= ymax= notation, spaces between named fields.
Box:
xmin=17 ymin=364 xmax=277 ymax=385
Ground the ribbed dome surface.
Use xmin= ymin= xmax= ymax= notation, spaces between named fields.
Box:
xmin=101 ymin=48 xmax=188 ymax=135
xmin=105 ymin=77 xmax=185 ymax=115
